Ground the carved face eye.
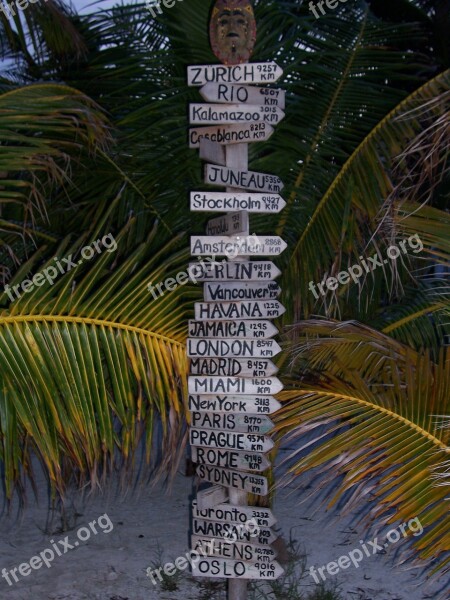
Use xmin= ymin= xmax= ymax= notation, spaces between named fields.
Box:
xmin=219 ymin=18 xmax=229 ymax=26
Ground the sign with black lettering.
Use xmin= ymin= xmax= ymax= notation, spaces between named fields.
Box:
xmin=190 ymin=412 xmax=274 ymax=434
xmin=188 ymin=320 xmax=279 ymax=339
xmin=192 ymin=447 xmax=271 ymax=472
xmin=192 ymin=501 xmax=277 ymax=528
xmin=206 ymin=211 xmax=248 ymax=236
xmin=189 ymin=261 xmax=281 ymax=281
xmin=191 ymin=235 xmax=287 ymax=257
xmin=187 ymin=62 xmax=284 ymax=87
xmin=190 ymin=104 xmax=285 ymax=126
xmin=192 ymin=556 xmax=284 ymax=580
xmin=190 ymin=123 xmax=274 ymax=149
xmin=189 ymin=394 xmax=281 ymax=415
xmin=200 ymin=83 xmax=286 ymax=109
xmin=191 ymin=192 xmax=286 ymax=213
xmin=194 ymin=301 xmax=286 ymax=320
xmin=190 ymin=428 xmax=274 ymax=452
xmin=193 ymin=518 xmax=276 ymax=544
xmin=196 ymin=465 xmax=269 ymax=495
xmin=187 ymin=339 xmax=282 ymax=359
xmin=189 ymin=358 xmax=278 ymax=377
xmin=191 ymin=536 xmax=278 ymax=562
xmin=188 ymin=376 xmax=284 ymax=395
xmin=203 ymin=282 xmax=281 ymax=301
xmin=205 ymin=165 xmax=284 ymax=193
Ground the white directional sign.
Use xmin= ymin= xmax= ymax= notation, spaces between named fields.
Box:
xmin=190 ymin=411 xmax=274 ymax=434
xmin=200 ymin=83 xmax=286 ymax=109
xmin=192 ymin=536 xmax=278 ymax=562
xmin=190 ymin=123 xmax=274 ymax=149
xmin=191 ymin=235 xmax=287 ymax=257
xmin=188 ymin=320 xmax=279 ymax=339
xmin=199 ymin=138 xmax=226 ymax=166
xmin=191 ymin=192 xmax=286 ymax=214
xmin=190 ymin=428 xmax=275 ymax=452
xmin=187 ymin=338 xmax=282 ymax=358
xmin=193 ymin=518 xmax=276 ymax=545
xmin=192 ymin=501 xmax=277 ymax=528
xmin=205 ymin=165 xmax=284 ymax=193
xmin=196 ymin=466 xmax=269 ymax=495
xmin=192 ymin=557 xmax=284 ymax=580
xmin=190 ymin=104 xmax=285 ymax=126
xmin=192 ymin=447 xmax=271 ymax=472
xmin=194 ymin=301 xmax=286 ymax=320
xmin=206 ymin=212 xmax=248 ymax=236
xmin=188 ymin=62 xmax=284 ymax=87
xmin=189 ymin=395 xmax=281 ymax=415
xmin=197 ymin=485 xmax=228 ymax=510
xmin=189 ymin=358 xmax=278 ymax=377
xmin=189 ymin=261 xmax=281 ymax=281
xmin=204 ymin=282 xmax=281 ymax=301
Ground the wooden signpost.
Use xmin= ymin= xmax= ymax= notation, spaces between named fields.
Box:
xmin=187 ymin=3 xmax=285 ymax=596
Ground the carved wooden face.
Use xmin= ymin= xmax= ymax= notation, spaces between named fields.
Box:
xmin=210 ymin=0 xmax=256 ymax=65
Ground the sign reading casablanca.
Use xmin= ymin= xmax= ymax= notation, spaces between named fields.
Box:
xmin=187 ymin=0 xmax=285 ymax=590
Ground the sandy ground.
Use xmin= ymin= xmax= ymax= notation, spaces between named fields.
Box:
xmin=0 ymin=448 xmax=447 ymax=600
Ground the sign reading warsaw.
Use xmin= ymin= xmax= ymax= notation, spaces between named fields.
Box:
xmin=191 ymin=235 xmax=287 ymax=257
xmin=194 ymin=301 xmax=286 ymax=320
xmin=191 ymin=192 xmax=286 ymax=214
xmin=192 ymin=557 xmax=284 ymax=580
xmin=188 ymin=320 xmax=279 ymax=339
xmin=199 ymin=83 xmax=286 ymax=109
xmin=205 ymin=165 xmax=284 ymax=193
xmin=193 ymin=518 xmax=276 ymax=545
xmin=189 ymin=261 xmax=281 ymax=281
xmin=196 ymin=465 xmax=268 ymax=495
xmin=188 ymin=62 xmax=284 ymax=86
xmin=190 ymin=104 xmax=285 ymax=126
xmin=190 ymin=123 xmax=274 ymax=149
xmin=189 ymin=395 xmax=281 ymax=415
xmin=192 ymin=447 xmax=271 ymax=472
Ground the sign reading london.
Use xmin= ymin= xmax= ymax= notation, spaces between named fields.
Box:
xmin=187 ymin=62 xmax=284 ymax=86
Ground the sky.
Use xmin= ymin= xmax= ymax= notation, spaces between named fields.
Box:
xmin=71 ymin=0 xmax=134 ymax=14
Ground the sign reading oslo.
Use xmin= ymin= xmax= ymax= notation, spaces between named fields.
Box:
xmin=191 ymin=192 xmax=286 ymax=214
xmin=192 ymin=557 xmax=284 ymax=580
xmin=199 ymin=83 xmax=286 ymax=109
xmin=187 ymin=62 xmax=284 ymax=86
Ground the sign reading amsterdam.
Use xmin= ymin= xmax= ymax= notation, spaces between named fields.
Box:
xmin=190 ymin=428 xmax=275 ymax=452
xmin=187 ymin=338 xmax=282 ymax=358
xmin=205 ymin=165 xmax=284 ymax=193
xmin=191 ymin=192 xmax=286 ymax=213
xmin=189 ymin=123 xmax=274 ymax=149
xmin=192 ymin=447 xmax=271 ymax=472
xmin=192 ymin=557 xmax=284 ymax=580
xmin=190 ymin=104 xmax=285 ymax=126
xmin=191 ymin=235 xmax=287 ymax=257
xmin=192 ymin=501 xmax=277 ymax=528
xmin=188 ymin=320 xmax=279 ymax=339
xmin=189 ymin=261 xmax=281 ymax=281
xmin=189 ymin=358 xmax=278 ymax=377
xmin=195 ymin=465 xmax=269 ymax=495
xmin=199 ymin=83 xmax=286 ymax=109
xmin=190 ymin=412 xmax=274 ymax=434
xmin=192 ymin=536 xmax=278 ymax=562
xmin=187 ymin=62 xmax=284 ymax=86
xmin=203 ymin=282 xmax=281 ymax=301
xmin=189 ymin=395 xmax=281 ymax=415
xmin=194 ymin=300 xmax=286 ymax=320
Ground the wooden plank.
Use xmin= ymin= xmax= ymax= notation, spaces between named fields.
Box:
xmin=197 ymin=485 xmax=228 ymax=510
xmin=195 ymin=466 xmax=269 ymax=495
xmin=192 ymin=556 xmax=284 ymax=580
xmin=193 ymin=518 xmax=276 ymax=544
xmin=189 ymin=123 xmax=274 ymax=149
xmin=190 ymin=192 xmax=286 ymax=214
xmin=205 ymin=165 xmax=283 ymax=193
xmin=199 ymin=83 xmax=286 ymax=109
xmin=189 ymin=395 xmax=281 ymax=415
xmin=194 ymin=301 xmax=286 ymax=320
xmin=187 ymin=63 xmax=283 ymax=87
xmin=190 ymin=104 xmax=285 ymax=126
xmin=188 ymin=320 xmax=279 ymax=339
xmin=192 ymin=447 xmax=271 ymax=472
xmin=203 ymin=282 xmax=281 ymax=301
xmin=191 ymin=235 xmax=287 ymax=257
xmin=206 ymin=212 xmax=249 ymax=236
xmin=192 ymin=501 xmax=277 ymax=528
xmin=187 ymin=338 xmax=282 ymax=358
xmin=190 ymin=428 xmax=275 ymax=452
xmin=190 ymin=412 xmax=274 ymax=434
xmin=189 ymin=261 xmax=281 ymax=281
xmin=191 ymin=536 xmax=278 ymax=562
xmin=199 ymin=138 xmax=227 ymax=166
xmin=189 ymin=358 xmax=278 ymax=377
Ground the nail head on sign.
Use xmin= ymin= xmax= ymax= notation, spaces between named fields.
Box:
xmin=210 ymin=0 xmax=257 ymax=65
